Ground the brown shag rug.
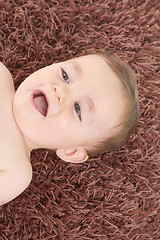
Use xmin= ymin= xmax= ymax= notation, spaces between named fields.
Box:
xmin=0 ymin=0 xmax=159 ymax=239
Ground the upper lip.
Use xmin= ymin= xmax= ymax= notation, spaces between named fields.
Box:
xmin=31 ymin=90 xmax=49 ymax=117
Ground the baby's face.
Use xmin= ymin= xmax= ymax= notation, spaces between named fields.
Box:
xmin=13 ymin=55 xmax=125 ymax=152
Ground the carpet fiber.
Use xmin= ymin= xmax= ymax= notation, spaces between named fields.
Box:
xmin=0 ymin=0 xmax=159 ymax=239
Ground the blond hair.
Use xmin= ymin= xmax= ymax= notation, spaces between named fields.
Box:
xmin=88 ymin=51 xmax=139 ymax=154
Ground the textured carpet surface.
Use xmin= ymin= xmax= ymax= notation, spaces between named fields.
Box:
xmin=0 ymin=0 xmax=159 ymax=239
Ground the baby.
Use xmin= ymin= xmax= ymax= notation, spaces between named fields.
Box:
xmin=0 ymin=52 xmax=139 ymax=205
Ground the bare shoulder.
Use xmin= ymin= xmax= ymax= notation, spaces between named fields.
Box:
xmin=0 ymin=63 xmax=33 ymax=205
xmin=0 ymin=62 xmax=27 ymax=168
xmin=0 ymin=61 xmax=12 ymax=74
xmin=0 ymin=62 xmax=15 ymax=98
xmin=0 ymin=157 xmax=32 ymax=206
xmin=0 ymin=62 xmax=13 ymax=82
xmin=8 ymin=155 xmax=32 ymax=184
xmin=0 ymin=119 xmax=32 ymax=173
xmin=0 ymin=120 xmax=33 ymax=205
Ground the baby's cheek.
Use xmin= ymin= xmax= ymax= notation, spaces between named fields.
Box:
xmin=57 ymin=114 xmax=73 ymax=131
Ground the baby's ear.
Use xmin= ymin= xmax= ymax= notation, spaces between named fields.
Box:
xmin=56 ymin=147 xmax=88 ymax=163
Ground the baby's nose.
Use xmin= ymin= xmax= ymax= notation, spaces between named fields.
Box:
xmin=52 ymin=85 xmax=67 ymax=105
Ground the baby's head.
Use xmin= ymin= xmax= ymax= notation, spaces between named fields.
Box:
xmin=90 ymin=51 xmax=139 ymax=154
xmin=13 ymin=52 xmax=139 ymax=163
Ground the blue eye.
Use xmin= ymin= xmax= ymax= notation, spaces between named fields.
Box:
xmin=61 ymin=68 xmax=69 ymax=83
xmin=74 ymin=102 xmax=81 ymax=121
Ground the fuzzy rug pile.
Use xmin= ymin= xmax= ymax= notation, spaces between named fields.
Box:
xmin=0 ymin=0 xmax=159 ymax=239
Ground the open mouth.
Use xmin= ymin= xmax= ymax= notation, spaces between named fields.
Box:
xmin=32 ymin=90 xmax=48 ymax=116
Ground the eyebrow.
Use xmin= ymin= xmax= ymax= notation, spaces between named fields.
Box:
xmin=85 ymin=95 xmax=94 ymax=124
xmin=69 ymin=60 xmax=82 ymax=76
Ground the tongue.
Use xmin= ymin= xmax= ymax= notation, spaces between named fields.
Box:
xmin=34 ymin=95 xmax=48 ymax=116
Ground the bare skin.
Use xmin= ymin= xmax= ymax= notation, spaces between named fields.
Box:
xmin=0 ymin=55 xmax=126 ymax=205
xmin=0 ymin=63 xmax=32 ymax=205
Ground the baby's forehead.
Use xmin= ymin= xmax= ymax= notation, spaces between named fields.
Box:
xmin=63 ymin=54 xmax=102 ymax=63
xmin=62 ymin=54 xmax=125 ymax=102
xmin=62 ymin=54 xmax=119 ymax=80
